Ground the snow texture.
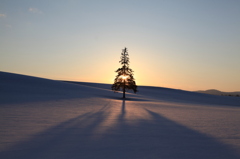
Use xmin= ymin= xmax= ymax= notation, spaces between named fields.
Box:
xmin=1 ymin=71 xmax=240 ymax=159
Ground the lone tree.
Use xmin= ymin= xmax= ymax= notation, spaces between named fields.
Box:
xmin=112 ymin=47 xmax=137 ymax=98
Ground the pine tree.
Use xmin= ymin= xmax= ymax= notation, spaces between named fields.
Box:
xmin=112 ymin=47 xmax=137 ymax=98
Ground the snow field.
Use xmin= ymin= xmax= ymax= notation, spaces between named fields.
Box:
xmin=0 ymin=71 xmax=240 ymax=159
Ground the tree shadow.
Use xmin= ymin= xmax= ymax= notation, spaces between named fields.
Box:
xmin=1 ymin=102 xmax=240 ymax=159
xmin=119 ymin=99 xmax=126 ymax=120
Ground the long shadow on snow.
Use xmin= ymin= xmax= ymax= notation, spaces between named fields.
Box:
xmin=1 ymin=100 xmax=239 ymax=159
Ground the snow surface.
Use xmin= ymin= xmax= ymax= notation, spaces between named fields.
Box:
xmin=1 ymin=71 xmax=240 ymax=159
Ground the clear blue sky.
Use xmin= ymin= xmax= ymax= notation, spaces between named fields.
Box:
xmin=1 ymin=0 xmax=240 ymax=91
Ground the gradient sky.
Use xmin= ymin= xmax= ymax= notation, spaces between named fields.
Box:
xmin=1 ymin=0 xmax=240 ymax=92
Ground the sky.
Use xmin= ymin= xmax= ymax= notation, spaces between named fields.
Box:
xmin=1 ymin=0 xmax=240 ymax=92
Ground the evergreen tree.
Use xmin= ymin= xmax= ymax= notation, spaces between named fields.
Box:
xmin=112 ymin=47 xmax=137 ymax=98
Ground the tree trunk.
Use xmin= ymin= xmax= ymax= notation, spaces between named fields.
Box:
xmin=123 ymin=80 xmax=126 ymax=98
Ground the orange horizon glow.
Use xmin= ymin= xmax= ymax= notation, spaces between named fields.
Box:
xmin=1 ymin=1 xmax=240 ymax=93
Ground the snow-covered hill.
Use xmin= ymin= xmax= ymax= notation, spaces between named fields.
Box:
xmin=1 ymin=71 xmax=240 ymax=159
xmin=65 ymin=81 xmax=240 ymax=106
xmin=196 ymin=89 xmax=240 ymax=96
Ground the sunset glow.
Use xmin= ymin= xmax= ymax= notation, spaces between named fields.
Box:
xmin=0 ymin=1 xmax=240 ymax=92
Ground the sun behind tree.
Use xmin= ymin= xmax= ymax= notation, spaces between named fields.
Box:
xmin=112 ymin=47 xmax=137 ymax=98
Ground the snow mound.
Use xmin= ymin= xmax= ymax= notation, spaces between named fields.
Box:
xmin=0 ymin=71 xmax=120 ymax=104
